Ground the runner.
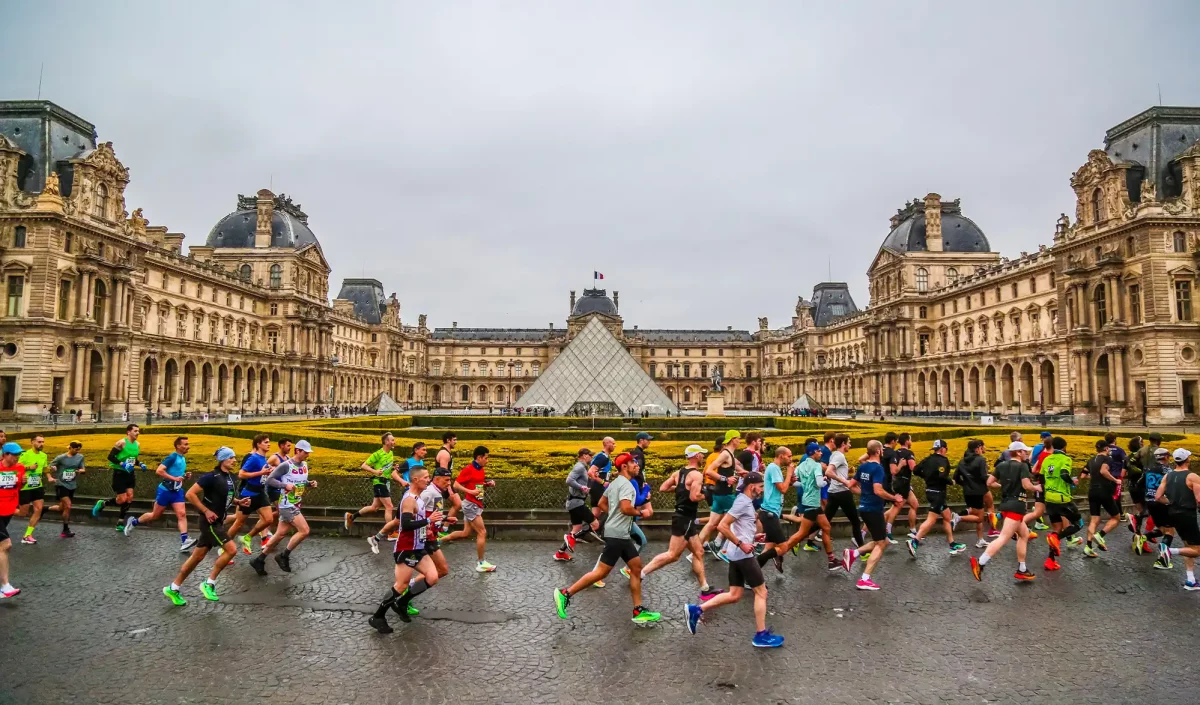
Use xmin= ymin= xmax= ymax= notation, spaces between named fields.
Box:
xmin=954 ymin=440 xmax=990 ymax=548
xmin=1142 ymin=447 xmax=1173 ymax=568
xmin=225 ymin=434 xmax=274 ymax=551
xmin=886 ymin=432 xmax=919 ymax=541
xmin=554 ymin=452 xmax=661 ymax=626
xmin=344 ymin=432 xmax=399 ymax=532
xmin=628 ymin=432 xmax=654 ymax=551
xmin=92 ymin=424 xmax=145 ymax=527
xmin=1021 ymin=433 xmax=1054 ymax=533
xmin=907 ymin=440 xmax=966 ymax=556
xmin=871 ymin=432 xmax=900 ymax=544
xmin=776 ymin=442 xmax=837 ymax=570
xmin=15 ymin=435 xmax=49 ymax=544
xmin=365 ymin=442 xmax=429 ymax=548
xmin=422 ymin=467 xmax=457 ymax=579
xmin=1153 ymin=449 xmax=1200 ymax=590
xmin=0 ymin=442 xmax=25 ymax=598
xmin=971 ymin=442 xmax=1041 ymax=582
xmin=737 ymin=432 xmax=764 ymax=476
xmin=823 ymin=433 xmax=864 ymax=550
xmin=640 ymin=445 xmax=720 ymax=599
xmin=556 ymin=448 xmax=600 ymax=561
xmin=162 ymin=447 xmax=250 ymax=605
xmin=368 ymin=466 xmax=445 ymax=633
xmin=683 ymin=472 xmax=784 ymax=648
xmin=1104 ymin=432 xmax=1128 ymax=522
xmin=801 ymin=431 xmax=839 ymax=552
xmin=1125 ymin=436 xmax=1146 ymax=551
xmin=250 ymin=440 xmax=318 ymax=575
xmin=46 ymin=441 xmax=86 ymax=537
xmin=1082 ymin=440 xmax=1121 ymax=558
xmin=587 ymin=436 xmax=616 ymax=526
xmin=756 ymin=445 xmax=792 ymax=572
xmin=249 ymin=437 xmax=294 ymax=549
xmin=1041 ymin=436 xmax=1085 ymax=571
xmin=435 ymin=432 xmax=457 ymax=475
xmin=1132 ymin=433 xmax=1164 ymax=547
xmin=841 ymin=440 xmax=900 ymax=590
xmin=697 ymin=430 xmax=743 ymax=557
xmin=123 ymin=437 xmax=193 ymax=551
xmin=442 ymin=446 xmax=497 ymax=572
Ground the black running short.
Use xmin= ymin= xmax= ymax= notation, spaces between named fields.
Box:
xmin=267 ymin=487 xmax=281 ymax=504
xmin=1045 ymin=501 xmax=1081 ymax=525
xmin=588 ymin=480 xmax=606 ymax=507
xmin=1170 ymin=510 xmax=1200 ymax=545
xmin=861 ymin=510 xmax=888 ymax=542
xmin=54 ymin=486 xmax=75 ymax=500
xmin=670 ymin=514 xmax=699 ymax=538
xmin=727 ymin=556 xmax=765 ymax=589
xmin=0 ymin=514 xmax=10 ymax=543
xmin=925 ymin=490 xmax=948 ymax=515
xmin=599 ymin=537 xmax=639 ymax=567
xmin=18 ymin=487 xmax=45 ymax=504
xmin=568 ymin=504 xmax=593 ymax=526
xmin=372 ymin=483 xmax=391 ymax=499
xmin=394 ymin=549 xmax=425 ymax=567
xmin=197 ymin=519 xmax=231 ymax=549
xmin=892 ymin=479 xmax=912 ymax=499
xmin=801 ymin=507 xmax=821 ymax=522
xmin=1147 ymin=502 xmax=1172 ymax=529
xmin=758 ymin=510 xmax=786 ymax=544
xmin=963 ymin=494 xmax=986 ymax=510
xmin=237 ymin=492 xmax=269 ymax=514
xmin=424 ymin=540 xmax=442 ymax=555
xmin=110 ymin=470 xmax=135 ymax=493
xmin=1088 ymin=496 xmax=1121 ymax=518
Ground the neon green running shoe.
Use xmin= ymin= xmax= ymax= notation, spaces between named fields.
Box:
xmin=1093 ymin=533 xmax=1108 ymax=551
xmin=163 ymin=586 xmax=187 ymax=606
xmin=554 ymin=589 xmax=570 ymax=619
xmin=406 ymin=603 xmax=419 ymax=616
xmin=240 ymin=534 xmax=252 ymax=554
xmin=200 ymin=582 xmax=219 ymax=602
xmin=631 ymin=607 xmax=661 ymax=625
xmin=1083 ymin=545 xmax=1099 ymax=558
xmin=802 ymin=542 xmax=818 ymax=552
xmin=1033 ymin=520 xmax=1049 ymax=530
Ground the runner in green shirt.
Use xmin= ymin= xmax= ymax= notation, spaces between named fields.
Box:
xmin=93 ymin=424 xmax=144 ymax=528
xmin=345 ymin=432 xmax=399 ymax=533
xmin=16 ymin=435 xmax=49 ymax=543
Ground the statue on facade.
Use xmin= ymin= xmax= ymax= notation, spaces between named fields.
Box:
xmin=43 ymin=171 xmax=61 ymax=196
xmin=1140 ymin=176 xmax=1157 ymax=203
xmin=710 ymin=365 xmax=723 ymax=392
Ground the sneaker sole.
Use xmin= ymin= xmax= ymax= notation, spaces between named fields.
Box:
xmin=855 ymin=584 xmax=879 ymax=591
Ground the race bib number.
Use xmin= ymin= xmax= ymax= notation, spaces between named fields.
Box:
xmin=61 ymin=471 xmax=76 ymax=482
xmin=169 ymin=479 xmax=183 ymax=491
xmin=286 ymin=482 xmax=307 ymax=506
xmin=26 ymin=474 xmax=42 ymax=488
xmin=0 ymin=472 xmax=16 ymax=489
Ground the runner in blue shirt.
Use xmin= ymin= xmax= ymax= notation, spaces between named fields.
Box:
xmin=842 ymin=440 xmax=900 ymax=591
xmin=124 ymin=437 xmax=193 ymax=550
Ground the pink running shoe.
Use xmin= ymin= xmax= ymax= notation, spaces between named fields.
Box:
xmin=841 ymin=548 xmax=856 ymax=572
xmin=855 ymin=578 xmax=880 ymax=591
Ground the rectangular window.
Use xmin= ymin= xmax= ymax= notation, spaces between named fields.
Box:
xmin=1011 ymin=283 xmax=1018 ymax=298
xmin=267 ymin=330 xmax=279 ymax=353
xmin=12 ymin=226 xmax=26 ymax=248
xmin=919 ymin=333 xmax=929 ymax=355
xmin=58 ymin=279 xmax=71 ymax=319
xmin=371 ymin=333 xmax=378 ymax=342
xmin=162 ymin=273 xmax=169 ymax=290
xmin=64 ymin=232 xmax=72 ymax=252
xmin=701 ymin=348 xmax=707 ymax=357
xmin=6 ymin=276 xmax=24 ymax=316
xmin=193 ymin=317 xmax=201 ymax=340
xmin=180 ymin=279 xmax=186 ymax=294
xmin=1129 ymin=284 xmax=1141 ymax=324
xmin=270 ymin=303 xmax=278 ymax=315
xmin=239 ymin=296 xmax=244 ymax=310
xmin=1030 ymin=277 xmax=1037 ymax=294
xmin=1177 ymin=281 xmax=1193 ymax=321
xmin=1185 ymin=381 xmax=1199 ymax=416
xmin=210 ymin=320 xmax=218 ymax=343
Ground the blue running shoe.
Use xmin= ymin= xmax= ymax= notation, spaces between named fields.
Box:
xmin=92 ymin=500 xmax=104 ymax=517
xmin=752 ymin=628 xmax=784 ymax=648
xmin=685 ymin=604 xmax=701 ymax=635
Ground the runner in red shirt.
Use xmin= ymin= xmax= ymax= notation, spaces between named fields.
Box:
xmin=0 ymin=442 xmax=27 ymax=598
xmin=441 ymin=445 xmax=496 ymax=572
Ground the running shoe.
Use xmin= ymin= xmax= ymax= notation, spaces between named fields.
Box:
xmin=1133 ymin=535 xmax=1145 ymax=555
xmin=1094 ymin=533 xmax=1108 ymax=551
xmin=1013 ymin=569 xmax=1036 ymax=581
xmin=970 ymin=556 xmax=983 ymax=581
xmin=240 ymin=534 xmax=253 ymax=555
xmin=840 ymin=548 xmax=855 ymax=572
xmin=92 ymin=500 xmax=105 ymax=517
xmin=123 ymin=516 xmax=136 ymax=536
xmin=1043 ymin=557 xmax=1060 ymax=571
xmin=1083 ymin=545 xmax=1099 ymax=558
xmin=367 ymin=535 xmax=380 ymax=554
xmin=855 ymin=578 xmax=880 ymax=591
xmin=1066 ymin=536 xmax=1083 ymax=547
xmin=406 ymin=603 xmax=419 ymax=616
xmin=275 ymin=552 xmax=292 ymax=573
xmin=827 ymin=556 xmax=841 ymax=572
xmin=685 ymin=604 xmax=702 ymax=634
xmin=752 ymin=628 xmax=784 ymax=648
xmin=886 ymin=534 xmax=898 ymax=545
xmin=344 ymin=512 xmax=354 ymax=530
xmin=564 ymin=533 xmax=576 ymax=553
xmin=699 ymin=587 xmax=724 ymax=601
xmin=554 ymin=589 xmax=570 ymax=619
xmin=115 ymin=524 xmax=124 ymax=532
xmin=592 ymin=579 xmax=606 ymax=588
xmin=1184 ymin=581 xmax=1200 ymax=591
xmin=249 ymin=554 xmax=268 ymax=576
xmin=1028 ymin=531 xmax=1039 ymax=540
xmin=907 ymin=529 xmax=918 ymax=539
xmin=0 ymin=585 xmax=19 ymax=598
xmin=1033 ymin=520 xmax=1049 ymax=530
xmin=437 ymin=531 xmax=452 ymax=541
xmin=716 ymin=550 xmax=730 ymax=564
xmin=906 ymin=538 xmax=918 ymax=557
xmin=1156 ymin=544 xmax=1173 ymax=569
xmin=1127 ymin=513 xmax=1137 ymax=534
xmin=1046 ymin=532 xmax=1061 ymax=557
xmin=772 ymin=553 xmax=784 ymax=573
xmin=553 ymin=550 xmax=572 ymax=562
xmin=631 ymin=607 xmax=661 ymax=625
xmin=986 ymin=529 xmax=1001 ymax=539
xmin=388 ymin=532 xmax=399 ymax=541
xmin=60 ymin=530 xmax=75 ymax=538
xmin=860 ymin=552 xmax=870 ymax=562
xmin=261 ymin=531 xmax=273 ymax=543
xmin=948 ymin=542 xmax=967 ymax=555
xmin=162 ymin=586 xmax=187 ymax=606
xmin=368 ymin=616 xmax=393 ymax=634
xmin=802 ymin=541 xmax=818 ymax=553
xmin=975 ymin=539 xmax=990 ymax=549
xmin=950 ymin=512 xmax=961 ymax=531
xmin=20 ymin=535 xmax=35 ymax=544
xmin=181 ymin=537 xmax=198 ymax=552
xmin=619 ymin=567 xmax=631 ymax=579
xmin=200 ymin=582 xmax=219 ymax=601
xmin=1154 ymin=555 xmax=1171 ymax=570
xmin=476 ymin=560 xmax=497 ymax=573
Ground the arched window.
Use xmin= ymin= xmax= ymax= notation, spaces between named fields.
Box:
xmin=94 ymin=183 xmax=108 ymax=218
xmin=239 ymin=264 xmax=251 ymax=282
xmin=1091 ymin=188 xmax=1104 ymax=223
xmin=915 ymin=268 xmax=928 ymax=292
xmin=1174 ymin=231 xmax=1187 ymax=253
xmin=946 ymin=267 xmax=959 ymax=286
xmin=269 ymin=264 xmax=282 ymax=288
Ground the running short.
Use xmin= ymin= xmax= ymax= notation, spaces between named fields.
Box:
xmin=1001 ymin=511 xmax=1025 ymax=523
xmin=424 ymin=540 xmax=442 ymax=555
xmin=267 ymin=487 xmax=281 ymax=504
xmin=802 ymin=507 xmax=821 ymax=522
xmin=110 ymin=470 xmax=136 ymax=493
xmin=279 ymin=506 xmax=302 ymax=523
xmin=963 ymin=494 xmax=986 ymax=510
xmin=1033 ymin=491 xmax=1045 ymax=504
xmin=892 ymin=480 xmax=912 ymax=499
xmin=599 ymin=537 xmax=639 ymax=567
xmin=709 ymin=494 xmax=735 ymax=514
xmin=588 ymin=480 xmax=606 ymax=507
xmin=727 ymin=556 xmax=765 ymax=589
xmin=372 ymin=483 xmax=391 ymax=499
xmin=237 ymin=492 xmax=269 ymax=514
xmin=568 ymin=504 xmax=593 ymax=526
xmin=1170 ymin=510 xmax=1200 ymax=545
xmin=670 ymin=514 xmax=700 ymax=538
xmin=861 ymin=510 xmax=887 ymax=542
xmin=394 ymin=549 xmax=425 ymax=567
xmin=925 ymin=489 xmax=948 ymax=514
xmin=155 ymin=486 xmax=185 ymax=507
xmin=758 ymin=510 xmax=786 ymax=544
xmin=1045 ymin=501 xmax=1081 ymax=525
xmin=0 ymin=514 xmax=10 ymax=543
xmin=463 ymin=502 xmax=483 ymax=522
xmin=1088 ymin=496 xmax=1121 ymax=518
xmin=54 ymin=486 xmax=75 ymax=500
xmin=1147 ymin=502 xmax=1172 ymax=528
xmin=197 ymin=519 xmax=230 ymax=549
xmin=18 ymin=487 xmax=45 ymax=504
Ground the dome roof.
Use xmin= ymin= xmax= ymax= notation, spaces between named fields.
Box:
xmin=205 ymin=193 xmax=320 ymax=249
xmin=881 ymin=199 xmax=990 ymax=254
xmin=571 ymin=288 xmax=618 ymax=317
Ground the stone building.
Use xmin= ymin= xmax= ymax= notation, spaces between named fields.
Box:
xmin=1 ymin=100 xmax=1197 ymax=422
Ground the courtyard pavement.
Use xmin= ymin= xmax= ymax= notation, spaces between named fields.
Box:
xmin=2 ymin=522 xmax=1198 ymax=705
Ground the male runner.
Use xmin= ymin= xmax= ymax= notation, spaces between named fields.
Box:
xmin=556 ymin=448 xmax=599 ymax=561
xmin=954 ymin=440 xmax=990 ymax=548
xmin=684 ymin=472 xmax=784 ymax=648
xmin=162 ymin=447 xmax=250 ymax=605
xmin=422 ymin=467 xmax=457 ymax=579
xmin=368 ymin=444 xmax=435 ymax=551
xmin=908 ymin=440 xmax=967 ymax=556
xmin=238 ymin=438 xmax=293 ymax=553
xmin=777 ymin=442 xmax=837 ymax=570
xmin=1153 ymin=449 xmax=1200 ymax=590
xmin=640 ymin=445 xmax=720 ymax=599
xmin=435 ymin=432 xmax=457 ymax=475
xmin=15 ymin=435 xmax=48 ymax=544
xmin=226 ymin=433 xmax=273 ymax=549
xmin=554 ymin=452 xmax=661 ymax=625
xmin=1082 ymin=440 xmax=1121 ymax=558
xmin=869 ymin=432 xmax=900 ymax=544
xmin=971 ymin=442 xmax=1041 ymax=582
xmin=250 ymin=441 xmax=317 ymax=574
xmin=47 ymin=441 xmax=86 ymax=537
xmin=627 ymin=432 xmax=654 ymax=550
xmin=345 ymin=432 xmax=399 ymax=531
xmin=698 ymin=430 xmax=742 ymax=557
xmin=630 ymin=432 xmax=652 ymax=485
xmin=886 ymin=432 xmax=919 ymax=541
xmin=587 ymin=436 xmax=616 ymax=525
xmin=800 ymin=431 xmax=839 ymax=552
xmin=842 ymin=440 xmax=900 ymax=590
xmin=369 ymin=466 xmax=445 ymax=633
xmin=757 ymin=444 xmax=792 ymax=572
xmin=1142 ymin=447 xmax=1174 ymax=568
xmin=0 ymin=442 xmax=25 ymax=597
xmin=442 ymin=446 xmax=496 ymax=572
xmin=93 ymin=424 xmax=145 ymax=526
xmin=124 ymin=437 xmax=193 ymax=551
xmin=824 ymin=433 xmax=864 ymax=549
xmin=1104 ymin=432 xmax=1128 ymax=520
xmin=1042 ymin=436 xmax=1085 ymax=571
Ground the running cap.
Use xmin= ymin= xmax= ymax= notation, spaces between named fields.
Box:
xmin=805 ymin=441 xmax=821 ymax=456
xmin=577 ymin=447 xmax=593 ymax=457
xmin=1173 ymin=448 xmax=1192 ymax=462
xmin=684 ymin=444 xmax=708 ymax=458
xmin=932 ymin=439 xmax=947 ymax=450
xmin=612 ymin=452 xmax=634 ymax=468
xmin=433 ymin=467 xmax=452 ymax=478
xmin=723 ymin=429 xmax=741 ymax=444
xmin=1040 ymin=431 xmax=1052 ymax=438
xmin=294 ymin=440 xmax=313 ymax=452
xmin=1153 ymin=447 xmax=1170 ymax=457
xmin=742 ymin=472 xmax=765 ymax=486
xmin=635 ymin=432 xmax=653 ymax=441
xmin=214 ymin=446 xmax=236 ymax=462
xmin=1007 ymin=441 xmax=1031 ymax=452
xmin=1148 ymin=431 xmax=1163 ymax=443
xmin=1 ymin=441 xmax=21 ymax=455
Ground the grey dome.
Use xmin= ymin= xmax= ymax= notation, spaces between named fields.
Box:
xmin=882 ymin=203 xmax=990 ymax=254
xmin=572 ymin=288 xmax=618 ymax=317
xmin=205 ymin=194 xmax=320 ymax=249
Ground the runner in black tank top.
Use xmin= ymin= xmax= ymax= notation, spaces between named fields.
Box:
xmin=1153 ymin=450 xmax=1200 ymax=590
xmin=639 ymin=446 xmax=721 ymax=600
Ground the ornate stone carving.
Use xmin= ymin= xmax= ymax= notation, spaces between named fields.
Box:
xmin=1139 ymin=176 xmax=1157 ymax=203
xmin=43 ymin=171 xmax=61 ymax=196
xmin=758 ymin=317 xmax=768 ymax=331
xmin=126 ymin=207 xmax=148 ymax=237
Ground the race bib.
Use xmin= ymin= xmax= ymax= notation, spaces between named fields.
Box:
xmin=61 ymin=471 xmax=76 ymax=482
xmin=26 ymin=474 xmax=42 ymax=488
xmin=0 ymin=472 xmax=16 ymax=489
xmin=169 ymin=479 xmax=183 ymax=491
xmin=286 ymin=482 xmax=307 ymax=506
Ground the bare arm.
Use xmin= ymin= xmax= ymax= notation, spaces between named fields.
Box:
xmin=617 ymin=498 xmax=639 ymax=517
xmin=453 ymin=480 xmax=480 ymax=498
xmin=686 ymin=472 xmax=704 ymax=503
xmin=716 ymin=512 xmax=751 ymax=553
xmin=360 ymin=460 xmax=383 ymax=477
xmin=874 ymin=482 xmax=898 ymax=503
xmin=1154 ymin=476 xmax=1168 ymax=503
xmin=658 ymin=473 xmax=678 ymax=493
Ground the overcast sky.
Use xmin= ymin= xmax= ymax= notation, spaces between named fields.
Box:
xmin=4 ymin=2 xmax=1200 ymax=330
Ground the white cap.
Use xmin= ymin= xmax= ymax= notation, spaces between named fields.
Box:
xmin=294 ymin=440 xmax=313 ymax=452
xmin=1173 ymin=448 xmax=1192 ymax=462
xmin=1007 ymin=441 xmax=1031 ymax=452
xmin=1153 ymin=446 xmax=1170 ymax=457
xmin=684 ymin=444 xmax=708 ymax=458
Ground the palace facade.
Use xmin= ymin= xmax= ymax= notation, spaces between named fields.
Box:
xmin=1 ymin=101 xmax=1198 ymax=422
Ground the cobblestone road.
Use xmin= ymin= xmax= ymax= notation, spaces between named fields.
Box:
xmin=2 ymin=522 xmax=1198 ymax=705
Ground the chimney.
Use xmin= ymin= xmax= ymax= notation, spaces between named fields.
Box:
xmin=613 ymin=291 xmax=619 ymax=313
xmin=254 ymin=189 xmax=275 ymax=248
xmin=924 ymin=193 xmax=942 ymax=252
xmin=452 ymin=321 xmax=457 ymax=328
xmin=569 ymin=290 xmax=576 ymax=313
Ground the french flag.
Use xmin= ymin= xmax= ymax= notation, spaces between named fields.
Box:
xmin=594 ymin=271 xmax=604 ymax=280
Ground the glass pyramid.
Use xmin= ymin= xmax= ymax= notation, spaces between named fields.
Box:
xmin=515 ymin=317 xmax=679 ymax=416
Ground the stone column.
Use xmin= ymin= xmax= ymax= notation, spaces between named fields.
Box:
xmin=1033 ymin=367 xmax=1043 ymax=408
xmin=81 ymin=346 xmax=93 ymax=402
xmin=1105 ymin=277 xmax=1116 ymax=324
xmin=71 ymin=344 xmax=85 ymax=399
xmin=1113 ymin=348 xmax=1126 ymax=402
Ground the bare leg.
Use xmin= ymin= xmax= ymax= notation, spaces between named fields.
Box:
xmin=641 ymin=536 xmax=685 ymax=577
xmin=751 ymin=584 xmax=768 ymax=632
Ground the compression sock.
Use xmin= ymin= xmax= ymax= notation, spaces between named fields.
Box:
xmin=118 ymin=502 xmax=132 ymax=521
xmin=24 ymin=526 xmax=34 ymax=538
xmin=1058 ymin=523 xmax=1082 ymax=539
xmin=62 ymin=522 xmax=69 ymax=532
xmin=374 ymin=588 xmax=402 ymax=618
xmin=1146 ymin=529 xmax=1163 ymax=540
xmin=978 ymin=553 xmax=991 ymax=566
xmin=756 ymin=547 xmax=778 ymax=567
xmin=280 ymin=547 xmax=292 ymax=558
xmin=1086 ymin=539 xmax=1093 ymax=548
xmin=1099 ymin=529 xmax=1107 ymax=538
xmin=104 ymin=497 xmax=120 ymax=507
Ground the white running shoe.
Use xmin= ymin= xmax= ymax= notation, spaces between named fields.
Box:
xmin=975 ymin=539 xmax=990 ymax=549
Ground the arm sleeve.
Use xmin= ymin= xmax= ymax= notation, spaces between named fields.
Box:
xmin=264 ymin=464 xmax=290 ymax=489
xmin=566 ymin=467 xmax=589 ymax=492
xmin=107 ymin=447 xmax=121 ymax=465
xmin=400 ymin=512 xmax=429 ymax=531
